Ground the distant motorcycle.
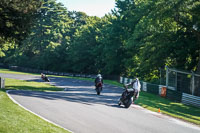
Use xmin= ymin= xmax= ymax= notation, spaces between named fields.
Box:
xmin=118 ymin=85 xmax=135 ymax=108
xmin=41 ymin=75 xmax=50 ymax=82
xmin=95 ymin=82 xmax=103 ymax=95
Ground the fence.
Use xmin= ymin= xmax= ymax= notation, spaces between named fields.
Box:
xmin=182 ymin=93 xmax=200 ymax=107
xmin=120 ymin=76 xmax=200 ymax=108
xmin=7 ymin=66 xmax=121 ymax=80
xmin=8 ymin=66 xmax=97 ymax=79
xmin=2 ymin=65 xmax=200 ymax=108
xmin=164 ymin=66 xmax=200 ymax=96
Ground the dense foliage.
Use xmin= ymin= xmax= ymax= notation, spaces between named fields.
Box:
xmin=0 ymin=0 xmax=200 ymax=81
xmin=0 ymin=0 xmax=42 ymax=56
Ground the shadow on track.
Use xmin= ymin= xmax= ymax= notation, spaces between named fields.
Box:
xmin=10 ymin=77 xmax=125 ymax=108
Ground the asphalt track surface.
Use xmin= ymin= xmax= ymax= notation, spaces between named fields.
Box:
xmin=1 ymin=73 xmax=200 ymax=133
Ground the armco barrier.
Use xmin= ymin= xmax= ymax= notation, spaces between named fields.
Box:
xmin=124 ymin=78 xmax=128 ymax=84
xmin=182 ymin=93 xmax=200 ymax=108
xmin=120 ymin=77 xmax=123 ymax=84
xmin=120 ymin=77 xmax=132 ymax=84
xmin=142 ymin=82 xmax=147 ymax=92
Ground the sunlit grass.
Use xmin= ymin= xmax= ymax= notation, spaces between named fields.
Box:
xmin=0 ymin=68 xmax=123 ymax=87
xmin=104 ymin=79 xmax=123 ymax=87
xmin=1 ymin=68 xmax=200 ymax=125
xmin=5 ymin=78 xmax=63 ymax=91
xmin=135 ymin=92 xmax=200 ymax=125
xmin=0 ymin=68 xmax=38 ymax=75
xmin=0 ymin=86 xmax=70 ymax=133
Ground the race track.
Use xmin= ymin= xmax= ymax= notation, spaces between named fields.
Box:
xmin=1 ymin=73 xmax=200 ymax=133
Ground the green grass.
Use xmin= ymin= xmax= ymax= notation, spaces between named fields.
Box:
xmin=1 ymin=68 xmax=200 ymax=126
xmin=0 ymin=90 xmax=70 ymax=133
xmin=59 ymin=76 xmax=123 ymax=87
xmin=0 ymin=68 xmax=39 ymax=75
xmin=0 ymin=69 xmax=70 ymax=132
xmin=135 ymin=92 xmax=200 ymax=125
xmin=70 ymin=76 xmax=200 ymax=125
xmin=104 ymin=79 xmax=123 ymax=87
xmin=73 ymin=75 xmax=200 ymax=125
xmin=0 ymin=68 xmax=123 ymax=87
xmin=5 ymin=78 xmax=63 ymax=91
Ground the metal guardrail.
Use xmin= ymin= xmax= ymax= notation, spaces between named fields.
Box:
xmin=182 ymin=93 xmax=200 ymax=108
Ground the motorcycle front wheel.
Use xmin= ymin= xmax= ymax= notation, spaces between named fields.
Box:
xmin=124 ymin=99 xmax=132 ymax=108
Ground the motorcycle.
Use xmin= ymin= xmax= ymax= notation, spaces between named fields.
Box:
xmin=95 ymin=82 xmax=103 ymax=95
xmin=118 ymin=85 xmax=135 ymax=108
xmin=41 ymin=75 xmax=50 ymax=82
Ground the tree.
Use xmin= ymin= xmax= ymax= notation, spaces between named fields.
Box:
xmin=67 ymin=16 xmax=102 ymax=74
xmin=0 ymin=0 xmax=42 ymax=57
xmin=2 ymin=0 xmax=200 ymax=81
xmin=0 ymin=0 xmax=42 ymax=39
xmin=115 ymin=0 xmax=200 ymax=80
xmin=133 ymin=0 xmax=200 ymax=78
xmin=4 ymin=0 xmax=73 ymax=70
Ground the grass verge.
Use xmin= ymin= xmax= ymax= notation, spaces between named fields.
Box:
xmin=5 ymin=78 xmax=63 ymax=91
xmin=0 ymin=68 xmax=70 ymax=132
xmin=0 ymin=68 xmax=123 ymax=87
xmin=135 ymin=91 xmax=200 ymax=125
xmin=103 ymin=79 xmax=200 ymax=125
xmin=71 ymin=75 xmax=200 ymax=125
xmin=1 ymin=68 xmax=200 ymax=126
xmin=0 ymin=68 xmax=38 ymax=75
xmin=0 ymin=90 xmax=70 ymax=133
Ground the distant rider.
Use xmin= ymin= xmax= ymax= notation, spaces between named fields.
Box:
xmin=41 ymin=73 xmax=45 ymax=79
xmin=95 ymin=74 xmax=103 ymax=89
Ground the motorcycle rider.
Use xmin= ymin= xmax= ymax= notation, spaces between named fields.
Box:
xmin=95 ymin=74 xmax=103 ymax=89
xmin=41 ymin=73 xmax=45 ymax=79
xmin=124 ymin=78 xmax=141 ymax=102
xmin=41 ymin=73 xmax=49 ymax=81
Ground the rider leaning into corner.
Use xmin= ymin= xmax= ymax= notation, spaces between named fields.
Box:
xmin=41 ymin=73 xmax=45 ymax=78
xmin=125 ymin=78 xmax=141 ymax=102
xmin=94 ymin=74 xmax=103 ymax=89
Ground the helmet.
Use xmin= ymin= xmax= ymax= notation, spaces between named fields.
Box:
xmin=97 ymin=74 xmax=101 ymax=77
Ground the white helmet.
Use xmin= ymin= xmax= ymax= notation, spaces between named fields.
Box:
xmin=97 ymin=74 xmax=101 ymax=77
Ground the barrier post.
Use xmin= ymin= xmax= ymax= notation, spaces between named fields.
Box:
xmin=0 ymin=77 xmax=5 ymax=89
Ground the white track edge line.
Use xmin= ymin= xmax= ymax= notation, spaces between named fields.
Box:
xmin=131 ymin=104 xmax=200 ymax=131
xmin=6 ymin=90 xmax=74 ymax=133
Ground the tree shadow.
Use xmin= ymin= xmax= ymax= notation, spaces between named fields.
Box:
xmin=9 ymin=77 xmax=125 ymax=108
xmin=9 ymin=88 xmax=123 ymax=107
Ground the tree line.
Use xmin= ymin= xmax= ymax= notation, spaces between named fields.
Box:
xmin=0 ymin=0 xmax=200 ymax=82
